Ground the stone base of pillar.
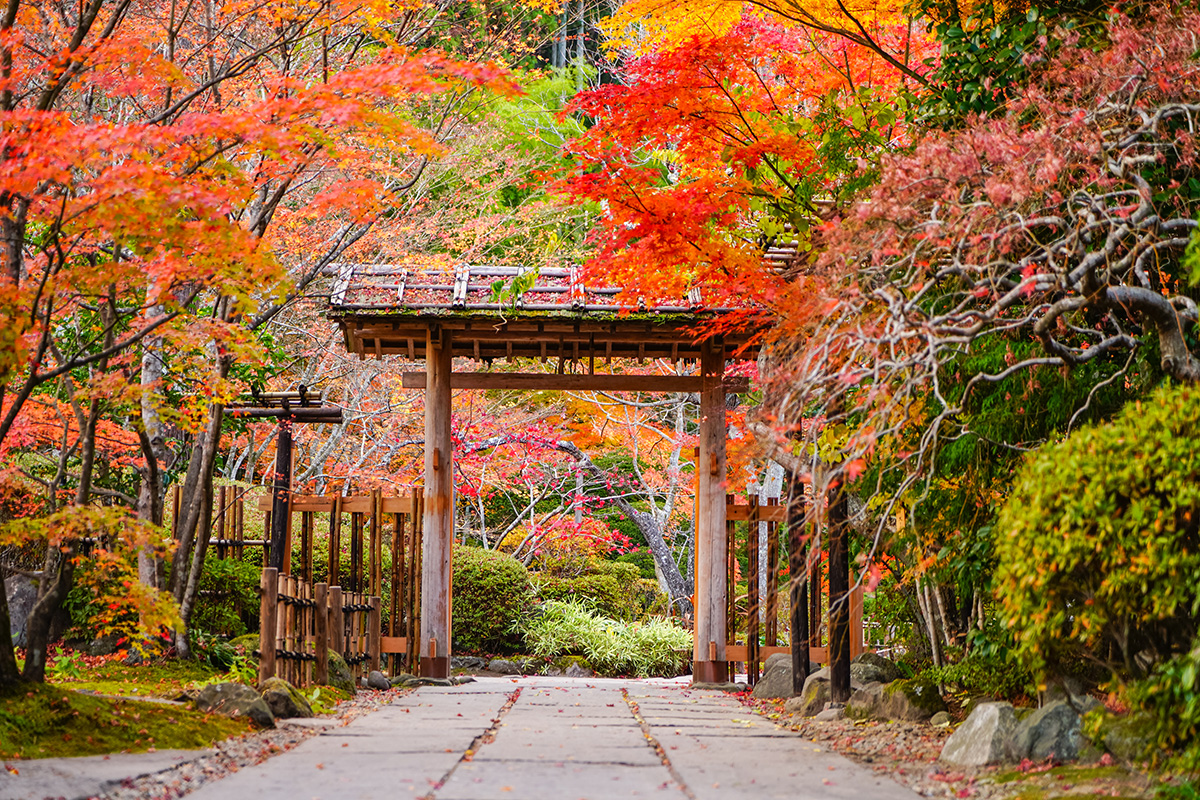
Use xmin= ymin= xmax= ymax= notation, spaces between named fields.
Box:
xmin=692 ymin=660 xmax=728 ymax=684
xmin=420 ymin=656 xmax=450 ymax=679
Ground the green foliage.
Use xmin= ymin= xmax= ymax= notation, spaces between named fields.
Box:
xmin=995 ymin=382 xmax=1200 ymax=680
xmin=1160 ymin=781 xmax=1200 ymax=800
xmin=532 ymin=560 xmax=662 ymax=621
xmin=921 ymin=651 xmax=1035 ymax=700
xmin=615 ymin=548 xmax=657 ymax=580
xmin=1125 ymin=640 xmax=1200 ymax=772
xmin=451 ymin=545 xmax=535 ymax=653
xmin=46 ymin=647 xmax=84 ymax=682
xmin=520 ymin=599 xmax=692 ymax=678
xmin=191 ymin=557 xmax=263 ymax=638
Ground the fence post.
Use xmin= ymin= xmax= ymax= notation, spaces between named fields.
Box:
xmin=315 ymin=582 xmax=329 ymax=685
xmin=258 ymin=567 xmax=279 ymax=685
xmin=369 ymin=596 xmax=382 ymax=673
xmin=330 ymin=586 xmax=344 ymax=660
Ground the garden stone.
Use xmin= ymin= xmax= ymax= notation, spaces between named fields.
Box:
xmin=1008 ymin=700 xmax=1087 ymax=762
xmin=453 ymin=676 xmax=477 ymax=685
xmin=565 ymin=663 xmax=593 ymax=677
xmin=367 ymin=670 xmax=390 ymax=690
xmin=845 ymin=682 xmax=885 ymax=720
xmin=323 ymin=651 xmax=356 ymax=694
xmin=751 ymin=660 xmax=796 ymax=699
xmin=930 ymin=711 xmax=951 ymax=727
xmin=88 ymin=634 xmax=122 ymax=656
xmin=941 ymin=702 xmax=1017 ymax=766
xmin=195 ymin=682 xmax=275 ymax=728
xmin=785 ymin=677 xmax=828 ymax=717
xmin=1101 ymin=712 xmax=1154 ymax=762
xmin=543 ymin=655 xmax=593 ymax=677
xmin=258 ymin=677 xmax=313 ymax=719
xmin=229 ymin=634 xmax=261 ymax=658
xmin=851 ymin=652 xmax=902 ymax=684
xmin=692 ymin=681 xmax=744 ymax=692
xmin=451 ymin=656 xmax=488 ymax=670
xmin=401 ymin=677 xmax=454 ymax=687
xmin=390 ymin=672 xmax=416 ymax=686
xmin=814 ymin=705 xmax=844 ymax=721
xmin=5 ymin=574 xmax=38 ymax=647
xmin=122 ymin=649 xmax=144 ymax=666
xmin=763 ymin=653 xmax=791 ymax=674
xmin=880 ymin=678 xmax=947 ymax=722
xmin=488 ymin=658 xmax=523 ymax=675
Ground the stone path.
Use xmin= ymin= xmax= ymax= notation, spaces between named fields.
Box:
xmin=2 ymin=677 xmax=923 ymax=800
xmin=188 ymin=676 xmax=919 ymax=800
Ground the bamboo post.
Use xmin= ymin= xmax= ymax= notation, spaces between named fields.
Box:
xmin=235 ymin=496 xmax=245 ymax=560
xmin=330 ymin=586 xmax=345 ymax=660
xmin=766 ymin=496 xmax=780 ymax=646
xmin=351 ymin=512 xmax=362 ymax=592
xmin=258 ymin=568 xmax=279 ymax=685
xmin=315 ymin=582 xmax=329 ymax=685
xmin=216 ymin=486 xmax=227 ymax=559
xmin=329 ymin=496 xmax=342 ymax=588
xmin=369 ymin=596 xmax=382 ymax=673
xmin=370 ymin=488 xmax=382 ymax=597
xmin=787 ymin=470 xmax=810 ymax=694
xmin=747 ymin=501 xmax=760 ymax=685
xmin=301 ymin=512 xmax=313 ymax=581
xmin=726 ymin=496 xmax=737 ymax=677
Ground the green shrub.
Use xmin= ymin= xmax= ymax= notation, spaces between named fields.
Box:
xmin=192 ymin=558 xmax=262 ymax=638
xmin=532 ymin=560 xmax=662 ymax=622
xmin=451 ymin=545 xmax=534 ymax=653
xmin=995 ymin=383 xmax=1200 ymax=769
xmin=615 ymin=549 xmax=657 ymax=580
xmin=521 ymin=599 xmax=692 ymax=677
xmin=995 ymin=383 xmax=1200 ymax=679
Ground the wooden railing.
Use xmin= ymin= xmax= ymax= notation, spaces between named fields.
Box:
xmin=257 ymin=567 xmax=383 ymax=688
xmin=724 ymin=497 xmax=864 ymax=685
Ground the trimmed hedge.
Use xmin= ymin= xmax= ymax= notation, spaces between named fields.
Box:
xmin=532 ymin=560 xmax=662 ymax=621
xmin=995 ymin=382 xmax=1200 ymax=678
xmin=451 ymin=545 xmax=534 ymax=653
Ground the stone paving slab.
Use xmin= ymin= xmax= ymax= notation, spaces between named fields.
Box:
xmin=0 ymin=749 xmax=213 ymax=800
xmin=437 ymin=761 xmax=682 ymax=800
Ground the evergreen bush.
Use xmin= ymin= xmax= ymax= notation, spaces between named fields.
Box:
xmin=451 ymin=545 xmax=534 ymax=653
xmin=532 ymin=560 xmax=661 ymax=621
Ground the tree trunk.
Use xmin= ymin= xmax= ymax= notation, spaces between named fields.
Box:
xmin=0 ymin=571 xmax=21 ymax=686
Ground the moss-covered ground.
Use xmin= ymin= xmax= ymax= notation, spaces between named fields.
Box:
xmin=54 ymin=657 xmax=220 ymax=699
xmin=0 ymin=682 xmax=251 ymax=760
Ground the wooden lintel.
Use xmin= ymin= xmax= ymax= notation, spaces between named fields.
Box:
xmin=726 ymin=504 xmax=788 ymax=522
xmin=401 ymin=372 xmax=751 ymax=393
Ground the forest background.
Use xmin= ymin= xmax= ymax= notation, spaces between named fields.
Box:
xmin=2 ymin=0 xmax=1200 ymax=780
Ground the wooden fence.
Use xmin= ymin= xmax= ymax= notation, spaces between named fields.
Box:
xmin=257 ymin=567 xmax=383 ymax=688
xmin=724 ymin=497 xmax=864 ymax=685
xmin=173 ymin=487 xmax=424 ymax=674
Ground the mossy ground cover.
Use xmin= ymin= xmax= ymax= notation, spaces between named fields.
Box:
xmin=50 ymin=655 xmax=220 ymax=699
xmin=0 ymin=682 xmax=251 ymax=760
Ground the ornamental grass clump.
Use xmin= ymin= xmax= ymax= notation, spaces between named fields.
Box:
xmin=522 ymin=599 xmax=691 ymax=677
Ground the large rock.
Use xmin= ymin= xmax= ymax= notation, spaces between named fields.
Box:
xmin=845 ymin=682 xmax=886 ymax=720
xmin=784 ymin=677 xmax=829 ymax=717
xmin=367 ymin=671 xmax=390 ymax=690
xmin=1008 ymin=699 xmax=1101 ymax=762
xmin=451 ymin=656 xmax=488 ymax=670
xmin=879 ymin=678 xmax=947 ymax=722
xmin=258 ymin=677 xmax=314 ymax=719
xmin=5 ymin=575 xmax=38 ymax=647
xmin=941 ymin=703 xmax=1018 ymax=766
xmin=851 ymin=652 xmax=902 ymax=685
xmin=195 ymin=682 xmax=275 ymax=728
xmin=1101 ymin=712 xmax=1153 ymax=762
xmin=488 ymin=658 xmax=528 ymax=675
xmin=323 ymin=651 xmax=357 ymax=695
xmin=752 ymin=661 xmax=795 ymax=699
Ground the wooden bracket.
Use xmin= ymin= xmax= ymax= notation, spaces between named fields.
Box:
xmin=429 ymin=638 xmax=438 ymax=659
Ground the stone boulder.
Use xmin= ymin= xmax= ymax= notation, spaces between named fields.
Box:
xmin=1008 ymin=699 xmax=1097 ymax=762
xmin=1100 ymin=712 xmax=1153 ymax=762
xmin=543 ymin=655 xmax=594 ymax=677
xmin=258 ymin=678 xmax=314 ymax=719
xmin=845 ymin=682 xmax=886 ymax=720
xmin=941 ymin=702 xmax=1018 ymax=767
xmin=367 ymin=670 xmax=391 ymax=691
xmin=850 ymin=652 xmax=902 ymax=685
xmin=785 ymin=676 xmax=829 ymax=717
xmin=5 ymin=575 xmax=38 ymax=647
xmin=487 ymin=657 xmax=525 ymax=676
xmin=323 ymin=651 xmax=357 ymax=695
xmin=751 ymin=655 xmax=823 ymax=699
xmin=390 ymin=672 xmax=417 ymax=687
xmin=878 ymin=678 xmax=947 ymax=722
xmin=195 ymin=682 xmax=275 ymax=728
xmin=451 ymin=656 xmax=488 ymax=670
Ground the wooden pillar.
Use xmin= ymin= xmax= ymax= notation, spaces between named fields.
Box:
xmin=368 ymin=596 xmax=382 ymax=672
xmin=693 ymin=337 xmax=727 ymax=684
xmin=828 ymin=485 xmax=851 ymax=703
xmin=420 ymin=327 xmax=453 ymax=679
xmin=269 ymin=417 xmax=293 ymax=571
xmin=746 ymin=501 xmax=760 ymax=685
xmin=329 ymin=496 xmax=342 ymax=587
xmin=329 ymin=586 xmax=345 ymax=658
xmin=314 ymin=582 xmax=329 ymax=685
xmin=258 ymin=567 xmax=279 ymax=685
xmin=787 ymin=471 xmax=810 ymax=694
